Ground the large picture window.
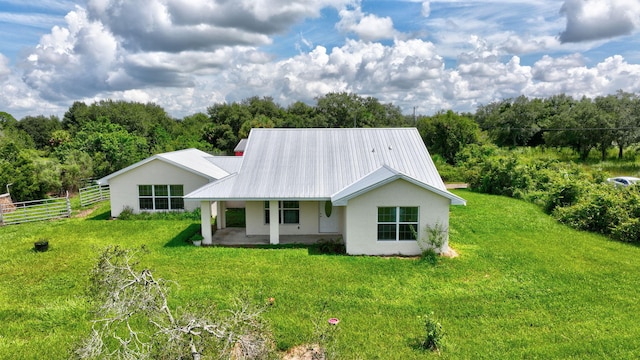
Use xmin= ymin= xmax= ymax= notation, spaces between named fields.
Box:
xmin=139 ymin=185 xmax=184 ymax=211
xmin=264 ymin=201 xmax=300 ymax=224
xmin=377 ymin=206 xmax=418 ymax=241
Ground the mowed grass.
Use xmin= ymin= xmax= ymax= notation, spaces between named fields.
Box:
xmin=1 ymin=191 xmax=640 ymax=359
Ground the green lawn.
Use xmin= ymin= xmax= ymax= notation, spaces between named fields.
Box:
xmin=1 ymin=191 xmax=640 ymax=359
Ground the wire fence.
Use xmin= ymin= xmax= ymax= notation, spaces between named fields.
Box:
xmin=79 ymin=184 xmax=110 ymax=207
xmin=0 ymin=193 xmax=71 ymax=226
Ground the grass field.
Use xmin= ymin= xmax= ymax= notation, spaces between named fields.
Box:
xmin=1 ymin=190 xmax=640 ymax=359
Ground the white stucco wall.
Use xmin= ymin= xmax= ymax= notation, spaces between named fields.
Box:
xmin=245 ymin=201 xmax=343 ymax=236
xmin=344 ymin=179 xmax=451 ymax=256
xmin=108 ymin=159 xmax=210 ymax=217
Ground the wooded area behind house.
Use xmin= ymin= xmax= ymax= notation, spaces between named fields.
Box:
xmin=1 ymin=91 xmax=640 ymax=202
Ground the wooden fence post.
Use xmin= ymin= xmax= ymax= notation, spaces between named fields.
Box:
xmin=0 ymin=202 xmax=4 ymax=226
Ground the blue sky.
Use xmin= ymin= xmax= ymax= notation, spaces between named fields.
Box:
xmin=1 ymin=0 xmax=640 ymax=120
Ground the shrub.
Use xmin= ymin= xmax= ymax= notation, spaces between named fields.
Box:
xmin=117 ymin=206 xmax=135 ymax=220
xmin=419 ymin=312 xmax=445 ymax=352
xmin=316 ymin=238 xmax=346 ymax=255
xmin=541 ymin=176 xmax=589 ymax=213
xmin=417 ymin=222 xmax=448 ymax=263
xmin=117 ymin=208 xmax=201 ymax=221
xmin=612 ymin=218 xmax=640 ymax=243
xmin=553 ymin=184 xmax=630 ymax=234
xmin=467 ymin=154 xmax=532 ymax=197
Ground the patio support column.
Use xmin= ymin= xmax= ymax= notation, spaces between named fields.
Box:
xmin=216 ymin=201 xmax=227 ymax=229
xmin=269 ymin=200 xmax=279 ymax=244
xmin=201 ymin=201 xmax=212 ymax=245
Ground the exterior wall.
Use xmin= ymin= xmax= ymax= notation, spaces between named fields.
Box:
xmin=108 ymin=159 xmax=210 ymax=217
xmin=245 ymin=201 xmax=343 ymax=236
xmin=345 ymin=179 xmax=450 ymax=256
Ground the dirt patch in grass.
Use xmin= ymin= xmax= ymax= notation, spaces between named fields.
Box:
xmin=74 ymin=207 xmax=97 ymax=218
xmin=282 ymin=344 xmax=324 ymax=360
xmin=441 ymin=247 xmax=459 ymax=258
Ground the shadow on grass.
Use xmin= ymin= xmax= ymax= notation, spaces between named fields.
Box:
xmin=88 ymin=210 xmax=111 ymax=220
xmin=165 ymin=223 xmax=201 ymax=248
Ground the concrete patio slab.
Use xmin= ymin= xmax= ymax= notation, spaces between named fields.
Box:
xmin=211 ymin=227 xmax=341 ymax=246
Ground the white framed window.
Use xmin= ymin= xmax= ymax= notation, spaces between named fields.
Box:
xmin=377 ymin=206 xmax=418 ymax=241
xmin=138 ymin=185 xmax=184 ymax=211
xmin=264 ymin=201 xmax=300 ymax=224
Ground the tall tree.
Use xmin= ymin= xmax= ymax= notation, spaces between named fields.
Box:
xmin=417 ymin=110 xmax=481 ymax=164
xmin=545 ymin=96 xmax=602 ymax=159
xmin=315 ymin=92 xmax=405 ymax=128
xmin=16 ymin=115 xmax=61 ymax=150
xmin=476 ymin=96 xmax=542 ymax=147
xmin=57 ymin=118 xmax=148 ymax=178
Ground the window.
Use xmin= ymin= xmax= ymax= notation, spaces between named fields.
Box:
xmin=377 ymin=207 xmax=418 ymax=241
xmin=264 ymin=201 xmax=300 ymax=224
xmin=138 ymin=185 xmax=184 ymax=211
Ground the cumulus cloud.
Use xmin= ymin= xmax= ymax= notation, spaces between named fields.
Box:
xmin=19 ymin=8 xmax=118 ymax=101
xmin=5 ymin=0 xmax=640 ymax=121
xmin=336 ymin=5 xmax=401 ymax=41
xmin=86 ymin=0 xmax=347 ymax=52
xmin=559 ymin=0 xmax=640 ymax=42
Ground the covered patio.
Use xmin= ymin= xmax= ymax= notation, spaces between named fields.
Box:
xmin=210 ymin=227 xmax=341 ymax=246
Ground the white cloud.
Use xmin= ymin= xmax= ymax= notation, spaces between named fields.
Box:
xmin=422 ymin=1 xmax=431 ymax=17
xmin=336 ymin=5 xmax=402 ymax=41
xmin=3 ymin=0 xmax=640 ymax=121
xmin=559 ymin=0 xmax=640 ymax=42
xmin=20 ymin=7 xmax=119 ymax=100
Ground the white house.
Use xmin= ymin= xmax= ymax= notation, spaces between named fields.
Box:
xmin=97 ymin=148 xmax=242 ymax=217
xmin=184 ymin=128 xmax=465 ymax=256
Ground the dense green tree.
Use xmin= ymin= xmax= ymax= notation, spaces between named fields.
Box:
xmin=282 ymin=101 xmax=320 ymax=127
xmin=62 ymin=101 xmax=91 ymax=133
xmin=202 ymin=123 xmax=237 ymax=154
xmin=417 ymin=110 xmax=481 ymax=164
xmin=475 ymin=96 xmax=543 ymax=147
xmin=63 ymin=100 xmax=177 ymax=152
xmin=60 ymin=150 xmax=94 ymax=192
xmin=596 ymin=91 xmax=640 ymax=159
xmin=242 ymin=96 xmax=285 ymax=121
xmin=207 ymin=103 xmax=252 ymax=135
xmin=0 ymin=142 xmax=55 ymax=201
xmin=239 ymin=115 xmax=276 ymax=139
xmin=57 ymin=118 xmax=148 ymax=178
xmin=0 ymin=111 xmax=18 ymax=130
xmin=315 ymin=92 xmax=405 ymax=128
xmin=16 ymin=115 xmax=62 ymax=150
xmin=544 ymin=97 xmax=603 ymax=160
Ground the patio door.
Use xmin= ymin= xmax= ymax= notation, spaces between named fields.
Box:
xmin=319 ymin=201 xmax=339 ymax=233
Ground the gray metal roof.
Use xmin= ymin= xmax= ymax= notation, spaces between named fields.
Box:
xmin=233 ymin=139 xmax=248 ymax=152
xmin=98 ymin=148 xmax=232 ymax=184
xmin=207 ymin=156 xmax=243 ymax=174
xmin=185 ymin=128 xmax=465 ymax=205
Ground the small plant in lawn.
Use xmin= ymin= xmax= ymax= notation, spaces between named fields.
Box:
xmin=419 ymin=312 xmax=445 ymax=353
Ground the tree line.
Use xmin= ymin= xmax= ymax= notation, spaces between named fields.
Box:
xmin=0 ymin=93 xmax=409 ymax=201
xmin=476 ymin=91 xmax=640 ymax=159
xmin=1 ymin=91 xmax=639 ymax=201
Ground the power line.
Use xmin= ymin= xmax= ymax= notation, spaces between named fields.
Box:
xmin=481 ymin=126 xmax=640 ymax=131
